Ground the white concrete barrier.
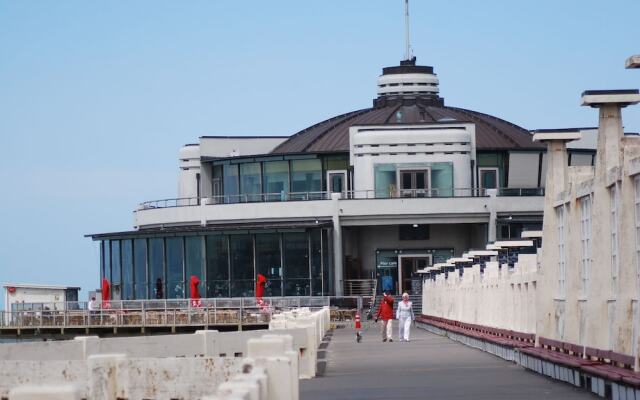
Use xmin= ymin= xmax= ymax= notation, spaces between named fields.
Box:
xmin=0 ymin=307 xmax=328 ymax=399
xmin=8 ymin=385 xmax=81 ymax=400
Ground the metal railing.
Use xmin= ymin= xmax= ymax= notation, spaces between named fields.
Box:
xmin=344 ymin=279 xmax=377 ymax=297
xmin=0 ymin=296 xmax=363 ymax=329
xmin=137 ymin=187 xmax=545 ymax=210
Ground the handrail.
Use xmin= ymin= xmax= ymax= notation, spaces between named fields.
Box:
xmin=0 ymin=296 xmax=363 ymax=329
xmin=136 ymin=187 xmax=545 ymax=210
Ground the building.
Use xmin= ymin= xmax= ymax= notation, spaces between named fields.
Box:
xmin=88 ymin=57 xmax=597 ymax=300
xmin=3 ymin=284 xmax=81 ymax=313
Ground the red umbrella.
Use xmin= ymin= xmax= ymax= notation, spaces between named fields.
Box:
xmin=101 ymin=278 xmax=110 ymax=309
xmin=190 ymin=275 xmax=202 ymax=307
xmin=256 ymin=274 xmax=267 ymax=299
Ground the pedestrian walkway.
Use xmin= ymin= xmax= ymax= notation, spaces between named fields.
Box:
xmin=301 ymin=325 xmax=595 ymax=400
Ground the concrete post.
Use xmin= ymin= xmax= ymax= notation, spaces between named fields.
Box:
xmin=486 ymin=189 xmax=497 ymax=242
xmin=331 ymin=193 xmax=344 ymax=296
xmin=88 ymin=354 xmax=127 ymax=400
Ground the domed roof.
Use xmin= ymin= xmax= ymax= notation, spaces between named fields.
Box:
xmin=272 ymin=60 xmax=542 ymax=154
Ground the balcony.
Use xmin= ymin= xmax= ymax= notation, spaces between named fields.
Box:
xmin=134 ymin=188 xmax=545 ymax=228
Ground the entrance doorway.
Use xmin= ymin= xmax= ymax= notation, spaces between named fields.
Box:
xmin=398 ymin=255 xmax=432 ymax=293
xmin=398 ymin=169 xmax=431 ymax=197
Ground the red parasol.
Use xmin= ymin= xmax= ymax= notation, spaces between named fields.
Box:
xmin=101 ymin=278 xmax=110 ymax=309
xmin=256 ymin=274 xmax=267 ymax=299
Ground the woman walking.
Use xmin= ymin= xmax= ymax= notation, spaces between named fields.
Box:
xmin=396 ymin=292 xmax=415 ymax=342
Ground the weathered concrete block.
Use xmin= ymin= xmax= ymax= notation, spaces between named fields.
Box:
xmin=8 ymin=385 xmax=81 ymax=400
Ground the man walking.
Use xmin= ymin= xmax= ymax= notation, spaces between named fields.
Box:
xmin=375 ymin=291 xmax=395 ymax=342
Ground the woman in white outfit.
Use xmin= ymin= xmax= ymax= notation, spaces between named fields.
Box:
xmin=396 ymin=292 xmax=415 ymax=342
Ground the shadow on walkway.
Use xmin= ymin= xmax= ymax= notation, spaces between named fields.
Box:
xmin=301 ymin=325 xmax=595 ymax=400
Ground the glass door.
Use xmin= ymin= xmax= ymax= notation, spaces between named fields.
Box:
xmin=399 ymin=169 xmax=430 ymax=197
xmin=479 ymin=167 xmax=499 ymax=189
xmin=327 ymin=170 xmax=347 ymax=198
xmin=399 ymin=256 xmax=431 ymax=293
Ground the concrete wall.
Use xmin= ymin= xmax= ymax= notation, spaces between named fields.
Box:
xmin=423 ymin=254 xmax=538 ymax=333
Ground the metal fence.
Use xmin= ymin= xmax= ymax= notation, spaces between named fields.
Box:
xmin=0 ymin=296 xmax=363 ymax=329
xmin=137 ymin=187 xmax=545 ymax=210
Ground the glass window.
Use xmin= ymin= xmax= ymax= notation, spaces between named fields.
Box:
xmin=311 ymin=230 xmax=323 ymax=296
xmin=374 ymin=164 xmax=396 ymax=198
xmin=185 ymin=236 xmax=205 ymax=298
xmin=103 ymin=240 xmax=111 ymax=282
xmin=322 ymin=229 xmax=332 ymax=295
xmin=223 ymin=164 xmax=240 ymax=203
xmin=149 ymin=238 xmax=165 ymax=299
xmin=166 ymin=237 xmax=184 ymax=299
xmin=263 ymin=161 xmax=290 ymax=201
xmin=122 ymin=240 xmax=134 ymax=300
xmin=206 ymin=235 xmax=229 ymax=298
xmin=255 ymin=233 xmax=282 ymax=296
xmin=133 ymin=239 xmax=147 ymax=299
xmin=479 ymin=168 xmax=499 ymax=189
xmin=291 ymin=159 xmax=322 ymax=197
xmin=230 ymin=234 xmax=254 ymax=297
xmin=431 ymin=163 xmax=453 ymax=197
xmin=240 ymin=163 xmax=262 ymax=202
xmin=111 ymin=240 xmax=122 ymax=300
xmin=324 ymin=156 xmax=349 ymax=172
xmin=283 ymin=232 xmax=310 ymax=296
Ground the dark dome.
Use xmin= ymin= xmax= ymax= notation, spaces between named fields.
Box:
xmin=272 ymin=61 xmax=542 ymax=154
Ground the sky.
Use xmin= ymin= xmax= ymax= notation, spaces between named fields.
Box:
xmin=0 ymin=0 xmax=639 ymax=309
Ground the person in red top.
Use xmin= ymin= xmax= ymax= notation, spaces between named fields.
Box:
xmin=375 ymin=291 xmax=395 ymax=342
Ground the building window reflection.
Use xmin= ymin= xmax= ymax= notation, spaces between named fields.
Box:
xmin=166 ymin=237 xmax=184 ymax=299
xmin=284 ymin=232 xmax=310 ymax=296
xmin=122 ymin=240 xmax=134 ymax=300
xmin=230 ymin=234 xmax=254 ymax=297
xmin=149 ymin=238 xmax=165 ymax=299
xmin=206 ymin=235 xmax=229 ymax=297
xmin=256 ymin=233 xmax=282 ymax=296
xmin=185 ymin=236 xmax=205 ymax=298
xmin=133 ymin=238 xmax=148 ymax=299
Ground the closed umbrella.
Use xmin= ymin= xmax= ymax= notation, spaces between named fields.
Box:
xmin=101 ymin=278 xmax=110 ymax=309
xmin=256 ymin=274 xmax=267 ymax=299
xmin=190 ymin=275 xmax=201 ymax=307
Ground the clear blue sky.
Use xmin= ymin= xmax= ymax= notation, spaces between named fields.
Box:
xmin=0 ymin=0 xmax=638 ymax=308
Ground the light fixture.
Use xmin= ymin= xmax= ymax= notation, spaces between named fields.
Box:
xmin=413 ymin=224 xmax=419 ymax=228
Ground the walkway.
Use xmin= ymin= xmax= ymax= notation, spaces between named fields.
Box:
xmin=301 ymin=325 xmax=595 ymax=400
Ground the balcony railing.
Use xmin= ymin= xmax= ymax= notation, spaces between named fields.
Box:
xmin=137 ymin=188 xmax=544 ymax=210
xmin=0 ymin=296 xmax=364 ymax=329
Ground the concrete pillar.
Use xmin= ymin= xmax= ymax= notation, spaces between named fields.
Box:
xmin=331 ymin=193 xmax=344 ymax=296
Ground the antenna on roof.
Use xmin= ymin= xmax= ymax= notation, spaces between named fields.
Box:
xmin=404 ymin=0 xmax=413 ymax=61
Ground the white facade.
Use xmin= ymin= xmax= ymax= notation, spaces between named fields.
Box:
xmin=3 ymin=284 xmax=80 ymax=313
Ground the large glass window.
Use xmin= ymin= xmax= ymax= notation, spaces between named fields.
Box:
xmin=580 ymin=196 xmax=592 ymax=297
xmin=374 ymin=164 xmax=396 ymax=198
xmin=186 ymin=236 xmax=205 ymax=298
xmin=149 ymin=238 xmax=165 ymax=299
xmin=322 ymin=229 xmax=332 ymax=295
xmin=255 ymin=233 xmax=282 ymax=296
xmin=240 ymin=163 xmax=262 ymax=202
xmin=133 ymin=239 xmax=147 ymax=299
xmin=122 ymin=240 xmax=134 ymax=300
xmin=431 ymin=163 xmax=454 ymax=196
xmin=310 ymin=230 xmax=323 ymax=296
xmin=610 ymin=184 xmax=620 ymax=296
xmin=291 ymin=159 xmax=322 ymax=199
xmin=223 ymin=164 xmax=240 ymax=203
xmin=111 ymin=240 xmax=121 ymax=300
xmin=283 ymin=232 xmax=310 ymax=296
xmin=230 ymin=234 xmax=254 ymax=297
xmin=206 ymin=235 xmax=229 ymax=297
xmin=263 ymin=161 xmax=290 ymax=201
xmin=166 ymin=237 xmax=184 ymax=299
xmin=103 ymin=240 xmax=111 ymax=282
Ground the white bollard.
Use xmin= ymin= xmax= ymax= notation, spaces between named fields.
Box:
xmin=247 ymin=336 xmax=298 ymax=400
xmin=196 ymin=329 xmax=221 ymax=356
xmin=9 ymin=385 xmax=81 ymax=400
